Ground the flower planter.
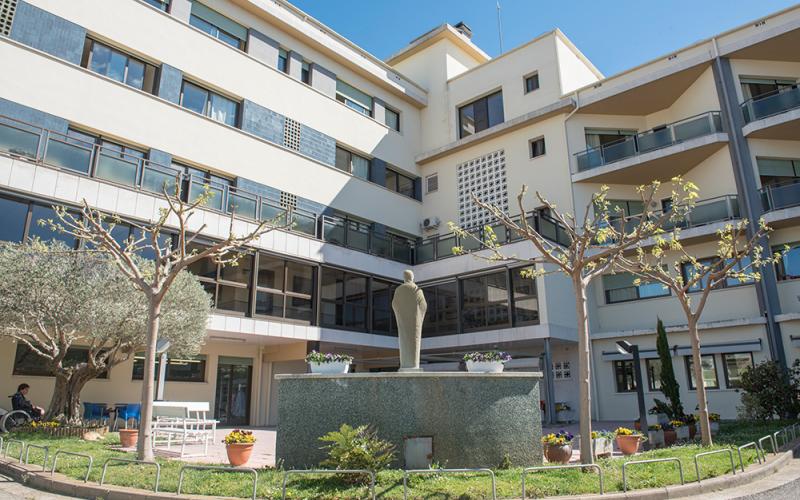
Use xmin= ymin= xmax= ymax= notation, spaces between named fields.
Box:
xmin=309 ymin=361 xmax=350 ymax=374
xmin=647 ymin=429 xmax=664 ymax=448
xmin=655 ymin=413 xmax=669 ymax=426
xmin=465 ymin=360 xmax=504 ymax=373
xmin=592 ymin=437 xmax=613 ymax=458
xmin=688 ymin=423 xmax=697 ymax=440
xmin=676 ymin=426 xmax=689 ymax=441
xmin=226 ymin=443 xmax=254 ymax=466
xmin=543 ymin=444 xmax=572 ymax=464
xmin=616 ymin=435 xmax=642 ymax=455
xmin=664 ymin=429 xmax=677 ymax=446
xmin=710 ymin=421 xmax=719 ymax=435
xmin=118 ymin=428 xmax=138 ymax=448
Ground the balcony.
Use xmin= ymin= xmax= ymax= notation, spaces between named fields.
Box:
xmin=613 ymin=194 xmax=740 ymax=235
xmin=572 ymin=111 xmax=727 ymax=184
xmin=321 ymin=215 xmax=415 ymax=264
xmin=761 ymin=180 xmax=800 ymax=217
xmin=741 ymin=86 xmax=800 ymax=140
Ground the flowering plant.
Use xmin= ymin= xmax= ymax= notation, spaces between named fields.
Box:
xmin=648 ymin=424 xmax=662 ymax=431
xmin=463 ymin=351 xmax=512 ymax=363
xmin=670 ymin=419 xmax=685 ymax=428
xmin=305 ymin=351 xmax=354 ymax=364
xmin=541 ymin=430 xmax=574 ymax=446
xmin=708 ymin=412 xmax=720 ymax=422
xmin=29 ymin=420 xmax=60 ymax=429
xmin=223 ymin=429 xmax=256 ymax=445
xmin=615 ymin=427 xmax=642 ymax=436
xmin=591 ymin=430 xmax=614 ymax=440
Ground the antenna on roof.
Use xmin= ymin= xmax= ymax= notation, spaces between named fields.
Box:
xmin=496 ymin=0 xmax=504 ymax=53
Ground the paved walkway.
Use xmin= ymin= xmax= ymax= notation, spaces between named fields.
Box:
xmin=696 ymin=451 xmax=800 ymax=499
xmin=0 ymin=473 xmax=72 ymax=499
xmin=148 ymin=426 xmax=277 ymax=468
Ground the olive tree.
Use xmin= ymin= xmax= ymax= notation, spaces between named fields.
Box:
xmin=0 ymin=240 xmax=209 ymax=423
xmin=451 ymin=178 xmax=697 ymax=463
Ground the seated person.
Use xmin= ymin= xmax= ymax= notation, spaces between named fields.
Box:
xmin=10 ymin=383 xmax=44 ymax=419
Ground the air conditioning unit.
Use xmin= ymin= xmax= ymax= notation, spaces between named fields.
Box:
xmin=421 ymin=217 xmax=441 ymax=230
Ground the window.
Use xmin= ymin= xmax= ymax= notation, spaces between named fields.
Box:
xmin=81 ymin=39 xmax=158 ymax=93
xmin=602 ymin=272 xmax=669 ymax=304
xmin=584 ymin=128 xmax=637 ymax=149
xmin=320 ymin=268 xmax=368 ymax=330
xmin=529 ymin=137 xmax=546 ymax=158
xmin=685 ymin=355 xmax=719 ymax=390
xmin=254 ymin=254 xmax=314 ymax=322
xmin=28 ymin=204 xmax=79 ymax=248
xmin=142 ymin=0 xmax=170 ymax=10
xmin=722 ymin=352 xmax=754 ymax=389
xmin=336 ymin=80 xmax=373 ymax=116
xmin=187 ymin=244 xmax=252 ymax=314
xmin=422 ymin=281 xmax=459 ymax=337
xmin=0 ymin=194 xmax=81 ymax=247
xmin=461 ymin=270 xmax=510 ymax=331
xmin=385 ymin=168 xmax=416 ymax=198
xmin=757 ymin=157 xmax=800 ymax=187
xmin=681 ymin=257 xmax=753 ymax=291
xmin=646 ymin=358 xmax=662 ymax=391
xmin=553 ymin=361 xmax=571 ymax=380
xmin=13 ymin=345 xmax=108 ymax=378
xmin=180 ymin=81 xmax=239 ymax=127
xmin=0 ymin=195 xmax=29 ymax=243
xmin=132 ymin=353 xmax=206 ymax=382
xmin=425 ymin=174 xmax=438 ymax=194
xmin=277 ymin=49 xmax=288 ymax=73
xmin=614 ymin=360 xmax=636 ymax=392
xmin=334 ymin=146 xmax=371 ymax=180
xmin=776 ymin=242 xmax=800 ymax=280
xmin=740 ymin=77 xmax=797 ymax=101
xmin=385 ymin=107 xmax=400 ymax=132
xmin=524 ymin=72 xmax=540 ymax=93
xmin=301 ymin=61 xmax=310 ymax=84
xmin=458 ymin=90 xmax=504 ymax=138
xmin=511 ymin=266 xmax=539 ymax=325
xmin=371 ymin=279 xmax=399 ymax=336
xmin=189 ymin=2 xmax=247 ymax=50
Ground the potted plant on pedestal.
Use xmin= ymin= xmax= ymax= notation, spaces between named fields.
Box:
xmin=671 ymin=420 xmax=689 ymax=441
xmin=224 ymin=429 xmax=256 ymax=466
xmin=647 ymin=424 xmax=664 ymax=448
xmin=306 ymin=351 xmax=354 ymax=374
xmin=463 ymin=351 xmax=511 ymax=373
xmin=615 ymin=427 xmax=645 ymax=455
xmin=542 ymin=430 xmax=574 ymax=464
xmin=709 ymin=413 xmax=720 ymax=435
xmin=591 ymin=430 xmax=614 ymax=458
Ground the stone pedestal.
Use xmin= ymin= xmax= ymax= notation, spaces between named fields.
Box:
xmin=275 ymin=371 xmax=543 ymax=468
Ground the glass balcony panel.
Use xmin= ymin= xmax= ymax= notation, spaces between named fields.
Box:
xmin=637 ymin=127 xmax=672 ymax=152
xmin=141 ymin=164 xmax=180 ymax=195
xmin=346 ymin=221 xmax=369 ymax=252
xmin=461 ymin=229 xmax=482 ymax=252
xmin=291 ymin=211 xmax=316 ymax=236
xmin=601 ymin=137 xmax=636 ymax=163
xmin=416 ymin=240 xmax=434 ymax=263
xmin=576 ymin=148 xmax=603 ymax=171
xmin=766 ymin=182 xmax=800 ymax=210
xmin=371 ymin=232 xmax=390 ymax=258
xmin=227 ymin=192 xmax=257 ymax=219
xmin=323 ymin=218 xmax=345 ymax=245
xmin=673 ymin=115 xmax=713 ymax=142
xmin=44 ymin=138 xmax=92 ymax=174
xmin=392 ymin=237 xmax=413 ymax=264
xmin=489 ymin=223 xmax=508 ymax=244
xmin=261 ymin=203 xmax=288 ymax=226
xmin=0 ymin=123 xmax=39 ymax=159
xmin=748 ymin=87 xmax=800 ymax=121
xmin=95 ymin=152 xmax=138 ymax=187
xmin=688 ymin=198 xmax=730 ymax=226
xmin=539 ymin=217 xmax=557 ymax=241
xmin=436 ymin=235 xmax=456 ymax=258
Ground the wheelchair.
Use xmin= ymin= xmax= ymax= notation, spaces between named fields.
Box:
xmin=0 ymin=396 xmax=42 ymax=433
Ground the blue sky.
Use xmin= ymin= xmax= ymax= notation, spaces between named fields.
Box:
xmin=289 ymin=0 xmax=798 ymax=77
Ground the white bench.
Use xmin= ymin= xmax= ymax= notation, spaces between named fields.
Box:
xmin=150 ymin=401 xmax=218 ymax=457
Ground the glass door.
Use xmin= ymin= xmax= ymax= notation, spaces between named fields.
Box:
xmin=215 ymin=357 xmax=252 ymax=426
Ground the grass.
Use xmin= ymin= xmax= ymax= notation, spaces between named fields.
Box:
xmin=4 ymin=420 xmax=793 ymax=499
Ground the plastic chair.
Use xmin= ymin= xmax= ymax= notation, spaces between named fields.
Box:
xmin=114 ymin=403 xmax=141 ymax=429
xmin=82 ymin=402 xmax=107 ymax=425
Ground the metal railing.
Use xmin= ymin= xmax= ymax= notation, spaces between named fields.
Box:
xmin=694 ymin=448 xmax=736 ymax=482
xmin=403 ymin=468 xmax=496 ymax=500
xmin=51 ymin=450 xmax=93 ymax=482
xmin=758 ymin=434 xmax=778 ymax=455
xmin=613 ymin=194 xmax=740 ymax=234
xmin=100 ymin=458 xmax=161 ymax=492
xmin=761 ymin=179 xmax=800 ymax=212
xmin=522 ymin=464 xmax=603 ymax=498
xmin=741 ymin=85 xmax=800 ymax=123
xmin=281 ymin=469 xmax=376 ymax=500
xmin=321 ymin=215 xmax=415 ymax=264
xmin=2 ymin=439 xmax=24 ymax=462
xmin=575 ymin=111 xmax=723 ymax=172
xmin=737 ymin=442 xmax=763 ymax=472
xmin=24 ymin=443 xmax=49 ymax=471
xmin=622 ymin=457 xmax=684 ymax=492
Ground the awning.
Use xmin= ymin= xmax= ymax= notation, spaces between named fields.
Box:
xmin=601 ymin=339 xmax=763 ymax=361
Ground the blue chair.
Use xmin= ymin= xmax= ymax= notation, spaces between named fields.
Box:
xmin=82 ymin=402 xmax=108 ymax=425
xmin=114 ymin=403 xmax=141 ymax=429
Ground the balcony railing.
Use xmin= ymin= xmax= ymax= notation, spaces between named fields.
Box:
xmin=612 ymin=194 xmax=740 ymax=233
xmin=741 ymin=85 xmax=800 ymax=124
xmin=575 ymin=111 xmax=723 ymax=172
xmin=321 ymin=215 xmax=415 ymax=264
xmin=761 ymin=180 xmax=800 ymax=212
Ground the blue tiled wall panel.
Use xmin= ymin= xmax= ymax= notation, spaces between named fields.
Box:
xmin=241 ymin=100 xmax=285 ymax=145
xmin=10 ymin=1 xmax=86 ymax=65
xmin=413 ymin=177 xmax=422 ymax=201
xmin=295 ymin=197 xmax=325 ymax=216
xmin=236 ymin=177 xmax=281 ymax=203
xmin=370 ymin=157 xmax=387 ymax=187
xmin=0 ymin=97 xmax=68 ymax=134
xmin=157 ymin=65 xmax=183 ymax=105
xmin=299 ymin=124 xmax=335 ymax=167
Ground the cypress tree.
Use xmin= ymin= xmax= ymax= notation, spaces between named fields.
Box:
xmin=655 ymin=318 xmax=684 ymax=419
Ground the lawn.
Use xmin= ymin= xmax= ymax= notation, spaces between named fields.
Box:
xmin=3 ymin=420 xmax=793 ymax=499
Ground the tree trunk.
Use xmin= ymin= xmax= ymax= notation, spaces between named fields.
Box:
xmin=45 ymin=368 xmax=100 ymax=424
xmin=574 ymin=276 xmax=594 ymax=464
xmin=137 ymin=297 xmax=161 ymax=461
xmin=688 ymin=317 xmax=712 ymax=446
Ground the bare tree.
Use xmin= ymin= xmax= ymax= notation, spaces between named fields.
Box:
xmin=48 ymin=184 xmax=289 ymax=460
xmin=450 ymin=178 xmax=698 ymax=463
xmin=617 ymin=218 xmax=780 ymax=445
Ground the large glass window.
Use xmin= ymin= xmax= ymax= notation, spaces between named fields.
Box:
xmin=422 ymin=281 xmax=459 ymax=337
xmin=189 ymin=2 xmax=247 ymax=50
xmin=81 ymin=39 xmax=157 ymax=93
xmin=681 ymin=258 xmax=753 ymax=291
xmin=334 ymin=147 xmax=371 ymax=180
xmin=186 ymin=244 xmax=251 ymax=314
xmin=180 ymin=81 xmax=240 ymax=127
xmin=142 ymin=0 xmax=170 ymax=11
xmin=511 ymin=267 xmax=539 ymax=325
xmin=0 ymin=195 xmax=29 ymax=242
xmin=277 ymin=48 xmax=288 ymax=73
xmin=461 ymin=270 xmax=510 ymax=331
xmin=685 ymin=355 xmax=719 ymax=390
xmin=740 ymin=77 xmax=797 ymax=101
xmin=614 ymin=360 xmax=636 ymax=392
xmin=603 ymin=272 xmax=669 ymax=304
xmin=28 ymin=205 xmax=79 ymax=248
xmin=646 ymin=358 xmax=662 ymax=391
xmin=722 ymin=352 xmax=754 ymax=389
xmin=320 ymin=268 xmax=368 ymax=330
xmin=336 ymin=80 xmax=373 ymax=116
xmin=458 ymin=90 xmax=504 ymax=139
xmin=757 ymin=157 xmax=800 ymax=187
xmin=385 ymin=107 xmax=400 ymax=132
xmin=776 ymin=242 xmax=800 ymax=280
xmin=132 ymin=353 xmax=206 ymax=382
xmin=385 ymin=168 xmax=416 ymax=198
xmin=254 ymin=254 xmax=314 ymax=322
xmin=13 ymin=345 xmax=108 ymax=378
xmin=371 ymin=279 xmax=399 ymax=336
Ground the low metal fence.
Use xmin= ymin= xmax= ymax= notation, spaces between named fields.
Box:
xmin=3 ymin=439 xmax=25 ymax=462
xmin=403 ymin=468 xmax=496 ymax=500
xmin=24 ymin=443 xmax=49 ymax=471
xmin=51 ymin=451 xmax=93 ymax=482
xmin=281 ymin=469 xmax=376 ymax=500
xmin=177 ymin=465 xmax=258 ymax=500
xmin=622 ymin=457 xmax=684 ymax=492
xmin=694 ymin=448 xmax=735 ymax=482
xmin=737 ymin=442 xmax=763 ymax=472
xmin=100 ymin=458 xmax=161 ymax=492
xmin=758 ymin=434 xmax=778 ymax=455
xmin=521 ymin=464 xmax=603 ymax=498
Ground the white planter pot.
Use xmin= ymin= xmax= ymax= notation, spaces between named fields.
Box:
xmin=648 ymin=429 xmax=665 ymax=448
xmin=465 ymin=360 xmax=504 ymax=373
xmin=676 ymin=426 xmax=689 ymax=440
xmin=592 ymin=437 xmax=613 ymax=457
xmin=710 ymin=422 xmax=719 ymax=434
xmin=309 ymin=361 xmax=350 ymax=374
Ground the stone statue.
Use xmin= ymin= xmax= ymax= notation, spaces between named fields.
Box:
xmin=392 ymin=270 xmax=427 ymax=372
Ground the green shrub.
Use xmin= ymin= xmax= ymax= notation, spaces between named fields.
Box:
xmin=318 ymin=424 xmax=395 ymax=483
xmin=738 ymin=360 xmax=800 ymax=420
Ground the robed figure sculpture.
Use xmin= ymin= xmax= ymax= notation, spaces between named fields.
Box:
xmin=392 ymin=270 xmax=427 ymax=371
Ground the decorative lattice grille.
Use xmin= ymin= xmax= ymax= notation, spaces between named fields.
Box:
xmin=280 ymin=191 xmax=297 ymax=210
xmin=456 ymin=149 xmax=508 ymax=228
xmin=0 ymin=0 xmax=18 ymax=37
xmin=283 ymin=117 xmax=301 ymax=151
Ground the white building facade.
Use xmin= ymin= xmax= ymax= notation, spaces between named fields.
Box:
xmin=0 ymin=0 xmax=799 ymax=425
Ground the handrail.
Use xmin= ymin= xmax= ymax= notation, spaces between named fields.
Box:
xmin=737 ymin=442 xmax=763 ymax=472
xmin=616 ymin=194 xmax=739 ymax=231
xmin=178 ymin=465 xmax=258 ymax=500
xmin=758 ymin=434 xmax=778 ymax=455
xmin=51 ymin=450 xmax=93 ymax=482
xmin=694 ymin=448 xmax=735 ymax=482
xmin=3 ymin=439 xmax=25 ymax=462
xmin=281 ymin=469 xmax=376 ymax=500
xmin=24 ymin=443 xmax=49 ymax=471
xmin=522 ymin=464 xmax=603 ymax=498
xmin=403 ymin=468 xmax=496 ymax=500
xmin=622 ymin=457 xmax=684 ymax=492
xmin=100 ymin=458 xmax=161 ymax=492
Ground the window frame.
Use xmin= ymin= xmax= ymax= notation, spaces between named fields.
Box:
xmin=685 ymin=354 xmax=720 ymax=390
xmin=385 ymin=167 xmax=416 ymax=198
xmin=510 ymin=266 xmax=539 ymax=326
xmin=384 ymin=106 xmax=401 ymax=132
xmin=81 ymin=38 xmax=158 ymax=94
xmin=457 ymin=90 xmax=504 ymax=139
xmin=131 ymin=353 xmax=207 ymax=382
xmin=460 ymin=269 xmax=512 ymax=332
xmin=680 ymin=257 xmax=753 ymax=292
xmin=529 ymin=136 xmax=546 ymax=158
xmin=186 ymin=243 xmax=252 ymax=316
xmin=646 ymin=358 xmax=662 ymax=391
xmin=319 ymin=267 xmax=370 ymax=332
xmin=524 ymin=72 xmax=540 ymax=94
xmin=721 ymin=351 xmax=754 ymax=389
xmin=253 ymin=253 xmax=315 ymax=324
xmin=336 ymin=80 xmax=374 ymax=117
xmin=334 ymin=146 xmax=372 ymax=180
xmin=613 ymin=359 xmax=637 ymax=393
xmin=774 ymin=241 xmax=800 ymax=281
xmin=13 ymin=344 xmax=109 ymax=379
xmin=603 ymin=271 xmax=670 ymax=304
xmin=179 ymin=80 xmax=240 ymax=127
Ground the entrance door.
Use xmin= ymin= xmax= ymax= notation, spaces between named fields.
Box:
xmin=215 ymin=357 xmax=252 ymax=426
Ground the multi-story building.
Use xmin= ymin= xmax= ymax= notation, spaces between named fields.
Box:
xmin=0 ymin=0 xmax=798 ymax=425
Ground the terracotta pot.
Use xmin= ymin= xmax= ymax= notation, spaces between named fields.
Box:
xmin=664 ymin=429 xmax=677 ymax=446
xmin=226 ymin=443 xmax=254 ymax=466
xmin=616 ymin=435 xmax=642 ymax=455
xmin=543 ymin=444 xmax=572 ymax=464
xmin=119 ymin=428 xmax=139 ymax=448
xmin=634 ymin=420 xmax=641 ymax=431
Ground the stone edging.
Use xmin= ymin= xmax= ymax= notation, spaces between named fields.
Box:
xmin=0 ymin=440 xmax=797 ymax=499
